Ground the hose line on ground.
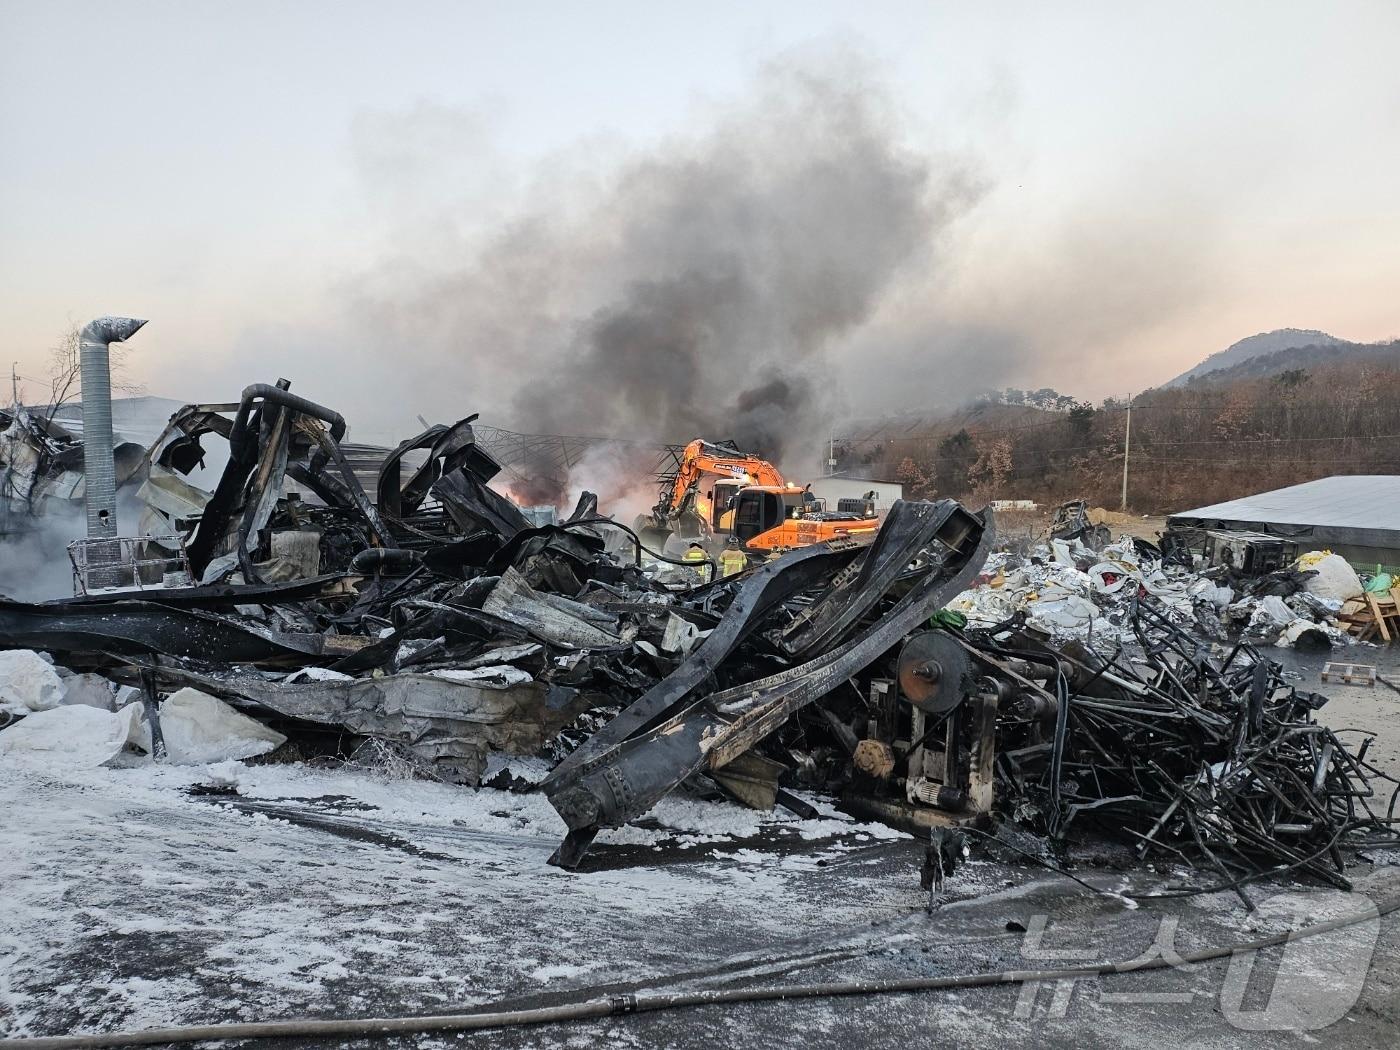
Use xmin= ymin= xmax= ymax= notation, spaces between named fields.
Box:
xmin=563 ymin=516 xmax=720 ymax=577
xmin=4 ymin=889 xmax=1396 ymax=1050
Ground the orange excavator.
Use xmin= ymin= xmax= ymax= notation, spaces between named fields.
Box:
xmin=635 ymin=438 xmax=880 ymax=558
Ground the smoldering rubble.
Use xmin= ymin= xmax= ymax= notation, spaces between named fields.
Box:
xmin=1 ymin=382 xmax=1397 ymax=893
xmin=1 ymin=403 xmax=86 ymax=517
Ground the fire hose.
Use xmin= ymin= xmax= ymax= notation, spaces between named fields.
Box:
xmin=3 ymin=888 xmax=1396 ymax=1050
xmin=562 ymin=516 xmax=719 ymax=578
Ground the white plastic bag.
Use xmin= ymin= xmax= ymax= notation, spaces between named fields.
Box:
xmin=158 ymin=688 xmax=286 ymax=764
xmin=0 ymin=650 xmax=65 ymax=715
xmin=0 ymin=702 xmax=147 ymax=768
xmin=1301 ymin=553 xmax=1362 ymax=603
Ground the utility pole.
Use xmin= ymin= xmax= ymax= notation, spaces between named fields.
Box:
xmin=827 ymin=434 xmax=837 ymax=476
xmin=1120 ymin=394 xmax=1133 ymax=512
xmin=10 ymin=362 xmax=17 ymax=406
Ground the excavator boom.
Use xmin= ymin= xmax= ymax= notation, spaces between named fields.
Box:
xmin=662 ymin=439 xmax=786 ymax=512
xmin=637 ymin=438 xmax=881 ymax=559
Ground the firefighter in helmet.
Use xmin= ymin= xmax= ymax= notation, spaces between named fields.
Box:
xmin=719 ymin=536 xmax=748 ymax=577
xmin=682 ymin=541 xmax=711 ymax=582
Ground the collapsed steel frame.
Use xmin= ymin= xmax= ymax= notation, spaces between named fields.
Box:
xmin=4 ymin=376 xmax=1397 ymax=894
xmin=543 ymin=501 xmax=990 ymax=866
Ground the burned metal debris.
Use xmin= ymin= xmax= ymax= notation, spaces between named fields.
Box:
xmin=1 ymin=404 xmax=84 ymax=536
xmin=542 ymin=499 xmax=989 ymax=866
xmin=962 ymin=603 xmax=1400 ymax=902
xmin=2 ymin=379 xmax=1396 ymax=896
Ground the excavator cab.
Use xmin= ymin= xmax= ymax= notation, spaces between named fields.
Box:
xmin=733 ymin=486 xmax=880 ymax=553
xmin=708 ymin=479 xmax=746 ymax=532
xmin=641 ymin=438 xmax=876 ymax=556
xmin=732 ymin=488 xmax=806 ymax=545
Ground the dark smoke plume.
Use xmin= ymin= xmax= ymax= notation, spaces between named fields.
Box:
xmin=344 ymin=49 xmax=986 ymax=502
xmin=729 ymin=375 xmax=813 ymax=456
xmin=499 ymin=50 xmax=984 ymax=464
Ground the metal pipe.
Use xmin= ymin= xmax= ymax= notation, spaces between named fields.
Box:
xmin=78 ymin=316 xmax=146 ymax=540
xmin=230 ymin=384 xmax=345 ymax=460
xmin=349 ymin=548 xmax=424 ymax=576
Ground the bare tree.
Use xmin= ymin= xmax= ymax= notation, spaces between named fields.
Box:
xmin=895 ymin=455 xmax=934 ymax=498
xmin=42 ymin=323 xmax=145 ymax=427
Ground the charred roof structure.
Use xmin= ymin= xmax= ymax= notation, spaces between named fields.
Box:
xmin=0 ymin=404 xmax=85 ymax=537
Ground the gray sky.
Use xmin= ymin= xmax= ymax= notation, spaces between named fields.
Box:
xmin=3 ymin=0 xmax=1398 ymax=442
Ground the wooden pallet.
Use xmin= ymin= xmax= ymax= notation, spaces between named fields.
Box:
xmin=1338 ymin=587 xmax=1400 ymax=644
xmin=1321 ymin=662 xmax=1377 ymax=687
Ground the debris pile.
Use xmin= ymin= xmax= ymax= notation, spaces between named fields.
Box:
xmin=0 ymin=383 xmax=988 ymax=861
xmin=0 ymin=404 xmax=86 ymax=532
xmin=977 ymin=605 xmax=1399 ymax=900
xmin=1 ymin=386 xmax=1396 ymax=890
xmin=947 ymin=534 xmax=1361 ymax=653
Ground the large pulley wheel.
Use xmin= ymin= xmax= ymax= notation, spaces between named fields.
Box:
xmin=897 ymin=630 xmax=971 ymax=714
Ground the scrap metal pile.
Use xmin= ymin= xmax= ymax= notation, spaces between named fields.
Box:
xmin=0 ymin=382 xmax=989 ymax=867
xmin=1 ymin=382 xmax=1396 ymax=889
xmin=960 ymin=604 xmax=1400 ymax=899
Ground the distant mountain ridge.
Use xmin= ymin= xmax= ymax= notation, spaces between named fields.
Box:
xmin=1180 ymin=338 xmax=1400 ymax=387
xmin=1164 ymin=328 xmax=1348 ymax=387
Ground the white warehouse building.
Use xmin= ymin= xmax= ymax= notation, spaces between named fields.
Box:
xmin=807 ymin=476 xmax=904 ymax=515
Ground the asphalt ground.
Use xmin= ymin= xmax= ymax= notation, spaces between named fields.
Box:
xmin=3 ymin=697 xmax=1398 ymax=1050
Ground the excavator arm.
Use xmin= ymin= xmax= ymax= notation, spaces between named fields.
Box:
xmin=661 ymin=439 xmax=785 ymax=514
xmin=636 ymin=438 xmax=796 ymax=551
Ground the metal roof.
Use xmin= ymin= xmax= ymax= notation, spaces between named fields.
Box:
xmin=1171 ymin=475 xmax=1400 ymax=530
xmin=1168 ymin=475 xmax=1400 ymax=549
xmin=42 ymin=396 xmax=188 ymax=447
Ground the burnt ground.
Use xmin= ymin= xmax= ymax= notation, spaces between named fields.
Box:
xmin=3 ymin=645 xmax=1399 ymax=1050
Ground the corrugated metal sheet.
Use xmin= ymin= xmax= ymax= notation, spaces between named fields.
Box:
xmin=1171 ymin=475 xmax=1400 ymax=531
xmin=1168 ymin=475 xmax=1400 ymax=558
xmin=305 ymin=443 xmax=430 ymax=508
xmin=44 ymin=396 xmax=187 ymax=448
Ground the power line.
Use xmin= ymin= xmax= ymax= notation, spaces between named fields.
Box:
xmin=883 ymin=433 xmax=1400 ymax=471
xmin=847 ymin=428 xmax=1400 ymax=461
xmin=1129 ymin=432 xmax=1400 ymax=447
xmin=840 ymin=397 xmax=1395 ymax=446
xmin=1130 ymin=455 xmax=1400 ymax=466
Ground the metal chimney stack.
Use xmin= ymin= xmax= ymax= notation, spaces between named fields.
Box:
xmin=79 ymin=316 xmax=146 ymax=540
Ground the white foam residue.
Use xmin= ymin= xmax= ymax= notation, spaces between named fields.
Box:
xmin=0 ymin=702 xmax=146 ymax=769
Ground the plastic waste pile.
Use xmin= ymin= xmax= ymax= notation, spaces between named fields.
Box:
xmin=948 ymin=535 xmax=1362 ymax=653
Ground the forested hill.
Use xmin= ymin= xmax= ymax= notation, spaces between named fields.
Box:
xmin=1163 ymin=328 xmax=1348 ymax=386
xmin=837 ymin=351 xmax=1400 ymax=514
xmin=1174 ymin=339 xmax=1400 ymax=387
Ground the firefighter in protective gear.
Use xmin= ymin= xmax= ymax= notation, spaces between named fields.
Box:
xmin=719 ymin=536 xmax=748 ymax=577
xmin=683 ymin=541 xmax=711 ymax=582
